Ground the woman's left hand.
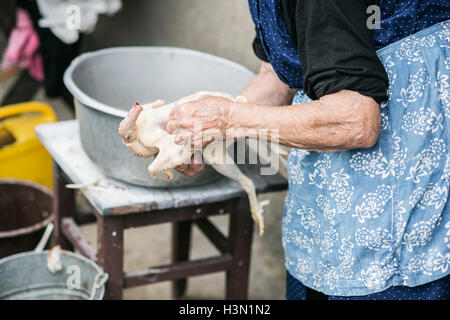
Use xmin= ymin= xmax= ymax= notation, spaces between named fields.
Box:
xmin=166 ymin=96 xmax=231 ymax=149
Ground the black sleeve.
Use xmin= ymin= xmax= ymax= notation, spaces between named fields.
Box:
xmin=252 ymin=30 xmax=270 ymax=63
xmin=295 ymin=0 xmax=388 ymax=103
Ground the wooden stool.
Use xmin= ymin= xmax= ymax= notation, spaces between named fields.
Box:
xmin=37 ymin=121 xmax=287 ymax=300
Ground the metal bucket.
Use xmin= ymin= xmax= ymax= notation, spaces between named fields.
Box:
xmin=0 ymin=179 xmax=54 ymax=259
xmin=0 ymin=251 xmax=107 ymax=300
xmin=64 ymin=47 xmax=255 ymax=187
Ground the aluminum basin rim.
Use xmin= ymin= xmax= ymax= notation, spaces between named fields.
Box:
xmin=63 ymin=46 xmax=255 ymax=119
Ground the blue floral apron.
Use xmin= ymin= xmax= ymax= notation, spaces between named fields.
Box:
xmin=282 ymin=21 xmax=450 ymax=296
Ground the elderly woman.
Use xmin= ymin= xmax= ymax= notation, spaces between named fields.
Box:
xmin=167 ymin=0 xmax=450 ymax=299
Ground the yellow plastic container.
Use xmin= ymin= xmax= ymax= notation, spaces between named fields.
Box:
xmin=0 ymin=103 xmax=57 ymax=188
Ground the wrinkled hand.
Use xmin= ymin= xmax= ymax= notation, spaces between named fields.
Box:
xmin=175 ymin=152 xmax=205 ymax=177
xmin=166 ymin=96 xmax=230 ymax=149
xmin=167 ymin=95 xmax=231 ymax=176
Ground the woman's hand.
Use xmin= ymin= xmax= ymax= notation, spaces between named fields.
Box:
xmin=167 ymin=95 xmax=232 ymax=149
xmin=166 ymin=62 xmax=293 ymax=177
xmin=166 ymin=95 xmax=233 ymax=176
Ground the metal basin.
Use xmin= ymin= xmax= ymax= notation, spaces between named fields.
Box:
xmin=64 ymin=47 xmax=254 ymax=187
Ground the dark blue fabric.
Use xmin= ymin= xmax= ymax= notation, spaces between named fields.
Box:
xmin=286 ymin=271 xmax=307 ymax=300
xmin=374 ymin=0 xmax=450 ymax=49
xmin=248 ymin=0 xmax=304 ymax=89
xmin=248 ymin=0 xmax=450 ymax=89
xmin=286 ymin=271 xmax=450 ymax=300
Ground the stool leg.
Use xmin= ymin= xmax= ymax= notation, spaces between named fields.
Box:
xmin=172 ymin=220 xmax=192 ymax=299
xmin=226 ymin=197 xmax=254 ymax=300
xmin=52 ymin=163 xmax=74 ymax=250
xmin=97 ymin=215 xmax=124 ymax=300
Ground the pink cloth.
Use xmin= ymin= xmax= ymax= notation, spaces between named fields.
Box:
xmin=1 ymin=8 xmax=44 ymax=82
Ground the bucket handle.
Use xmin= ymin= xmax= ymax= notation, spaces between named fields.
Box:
xmin=34 ymin=223 xmax=54 ymax=252
xmin=0 ymin=103 xmax=56 ymax=122
xmin=89 ymin=271 xmax=109 ymax=300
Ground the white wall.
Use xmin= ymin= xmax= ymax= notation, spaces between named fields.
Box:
xmin=83 ymin=0 xmax=261 ymax=72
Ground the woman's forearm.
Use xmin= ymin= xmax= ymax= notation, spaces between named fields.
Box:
xmin=226 ymin=90 xmax=381 ymax=152
xmin=237 ymin=63 xmax=380 ymax=152
xmin=167 ymin=67 xmax=381 ymax=153
xmin=241 ymin=62 xmax=298 ymax=106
